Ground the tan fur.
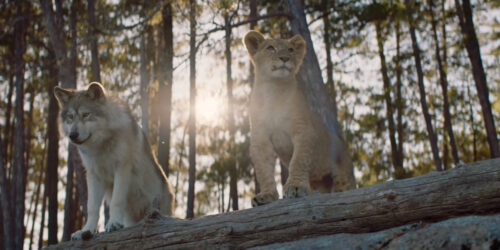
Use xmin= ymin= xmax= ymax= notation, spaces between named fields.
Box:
xmin=54 ymin=82 xmax=174 ymax=240
xmin=243 ymin=31 xmax=355 ymax=206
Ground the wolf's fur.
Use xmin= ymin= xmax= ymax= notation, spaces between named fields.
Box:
xmin=54 ymin=82 xmax=174 ymax=240
xmin=243 ymin=31 xmax=355 ymax=206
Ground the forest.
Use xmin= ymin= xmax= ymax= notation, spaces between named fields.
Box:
xmin=0 ymin=0 xmax=499 ymax=249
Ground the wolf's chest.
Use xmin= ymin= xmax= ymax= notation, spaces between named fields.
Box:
xmin=80 ymin=151 xmax=117 ymax=184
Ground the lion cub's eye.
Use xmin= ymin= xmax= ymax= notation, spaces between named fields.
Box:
xmin=266 ymin=45 xmax=276 ymax=52
xmin=288 ymin=47 xmax=294 ymax=52
xmin=82 ymin=112 xmax=91 ymax=119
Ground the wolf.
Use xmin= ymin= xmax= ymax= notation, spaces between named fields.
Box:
xmin=54 ymin=82 xmax=174 ymax=240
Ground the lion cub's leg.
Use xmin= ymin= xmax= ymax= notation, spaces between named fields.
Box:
xmin=250 ymin=134 xmax=279 ymax=206
xmin=283 ymin=133 xmax=314 ymax=199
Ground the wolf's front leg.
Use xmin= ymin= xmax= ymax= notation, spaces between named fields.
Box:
xmin=72 ymin=172 xmax=104 ymax=240
xmin=106 ymin=164 xmax=131 ymax=232
xmin=284 ymin=130 xmax=314 ymax=199
xmin=250 ymin=133 xmax=279 ymax=206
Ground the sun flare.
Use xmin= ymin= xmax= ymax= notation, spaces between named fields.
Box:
xmin=196 ymin=94 xmax=225 ymax=126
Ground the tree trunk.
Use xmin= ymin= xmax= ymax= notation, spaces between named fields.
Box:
xmin=157 ymin=4 xmax=174 ymax=176
xmin=394 ymin=20 xmax=405 ymax=173
xmin=12 ymin=1 xmax=27 ymax=248
xmin=322 ymin=0 xmax=338 ymax=119
xmin=428 ymin=0 xmax=460 ymax=167
xmin=455 ymin=0 xmax=499 ymax=158
xmin=405 ymin=0 xmax=442 ymax=171
xmin=285 ymin=0 xmax=355 ymax=190
xmin=0 ymin=133 xmax=13 ymax=250
xmin=2 ymin=75 xmax=13 ymax=167
xmin=45 ymin=158 xmax=500 ymax=249
xmin=225 ymin=12 xmax=238 ymax=212
xmin=374 ymin=21 xmax=404 ymax=179
xmin=140 ymin=32 xmax=150 ymax=136
xmin=87 ymin=0 xmax=101 ymax=83
xmin=186 ymin=0 xmax=197 ymax=219
xmin=40 ymin=0 xmax=81 ymax=244
xmin=248 ymin=0 xmax=260 ymax=195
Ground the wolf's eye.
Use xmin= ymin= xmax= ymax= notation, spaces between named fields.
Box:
xmin=267 ymin=45 xmax=276 ymax=52
xmin=66 ymin=114 xmax=74 ymax=121
xmin=82 ymin=112 xmax=90 ymax=119
xmin=288 ymin=47 xmax=294 ymax=52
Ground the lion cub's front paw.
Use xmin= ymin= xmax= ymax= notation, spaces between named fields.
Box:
xmin=252 ymin=191 xmax=279 ymax=207
xmin=284 ymin=182 xmax=311 ymax=199
xmin=71 ymin=230 xmax=93 ymax=241
xmin=105 ymin=221 xmax=124 ymax=232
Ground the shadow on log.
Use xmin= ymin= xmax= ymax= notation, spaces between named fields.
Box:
xmin=45 ymin=158 xmax=500 ymax=249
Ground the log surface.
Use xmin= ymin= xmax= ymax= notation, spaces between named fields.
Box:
xmin=46 ymin=158 xmax=500 ymax=249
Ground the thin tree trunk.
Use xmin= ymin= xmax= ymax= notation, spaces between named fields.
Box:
xmin=248 ymin=0 xmax=260 ymax=195
xmin=225 ymin=12 xmax=238 ymax=212
xmin=62 ymin=1 xmax=79 ymax=240
xmin=455 ymin=0 xmax=499 ymax=158
xmin=0 ymin=132 xmax=13 ymax=250
xmin=12 ymin=1 xmax=27 ymax=248
xmin=140 ymin=32 xmax=150 ymax=136
xmin=157 ymin=4 xmax=174 ymax=176
xmin=38 ymin=191 xmax=47 ymax=249
xmin=429 ymin=0 xmax=460 ymax=167
xmin=394 ymin=20 xmax=405 ymax=171
xmin=322 ymin=0 xmax=338 ymax=119
xmin=374 ymin=21 xmax=404 ymax=179
xmin=2 ymin=75 xmax=13 ymax=167
xmin=186 ymin=0 xmax=197 ymax=219
xmin=28 ymin=136 xmax=46 ymax=250
xmin=405 ymin=0 xmax=442 ymax=171
xmin=87 ymin=0 xmax=101 ymax=83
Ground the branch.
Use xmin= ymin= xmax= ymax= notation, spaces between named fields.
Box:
xmin=46 ymin=158 xmax=500 ymax=249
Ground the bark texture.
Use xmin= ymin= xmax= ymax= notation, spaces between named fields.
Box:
xmin=46 ymin=158 xmax=500 ymax=249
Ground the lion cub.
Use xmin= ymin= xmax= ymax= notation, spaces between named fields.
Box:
xmin=243 ymin=31 xmax=355 ymax=206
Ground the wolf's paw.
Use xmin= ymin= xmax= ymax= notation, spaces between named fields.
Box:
xmin=252 ymin=191 xmax=279 ymax=207
xmin=71 ymin=230 xmax=93 ymax=241
xmin=105 ymin=221 xmax=124 ymax=232
xmin=284 ymin=182 xmax=311 ymax=199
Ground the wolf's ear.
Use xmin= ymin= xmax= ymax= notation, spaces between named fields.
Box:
xmin=86 ymin=82 xmax=106 ymax=101
xmin=243 ymin=31 xmax=265 ymax=56
xmin=54 ymin=86 xmax=73 ymax=106
xmin=289 ymin=34 xmax=306 ymax=57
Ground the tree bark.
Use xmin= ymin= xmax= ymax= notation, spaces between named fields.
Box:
xmin=87 ymin=0 xmax=101 ymax=83
xmin=455 ymin=0 xmax=500 ymax=158
xmin=285 ymin=0 xmax=355 ymax=189
xmin=225 ymin=12 xmax=238 ymax=212
xmin=405 ymin=0 xmax=442 ymax=171
xmin=140 ymin=32 xmax=150 ymax=136
xmin=0 ymin=133 xmax=13 ymax=250
xmin=322 ymin=0 xmax=338 ymax=119
xmin=186 ymin=0 xmax=197 ymax=219
xmin=157 ymin=3 xmax=174 ymax=176
xmin=374 ymin=21 xmax=404 ymax=179
xmin=12 ymin=1 xmax=27 ymax=248
xmin=2 ymin=75 xmax=13 ymax=167
xmin=428 ymin=0 xmax=460 ymax=167
xmin=45 ymin=158 xmax=500 ymax=249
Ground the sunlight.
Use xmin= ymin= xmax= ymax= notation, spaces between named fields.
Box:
xmin=196 ymin=93 xmax=226 ymax=126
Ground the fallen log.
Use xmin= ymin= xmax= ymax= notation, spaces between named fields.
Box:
xmin=46 ymin=158 xmax=500 ymax=249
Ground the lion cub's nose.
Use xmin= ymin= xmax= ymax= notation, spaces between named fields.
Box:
xmin=279 ymin=57 xmax=289 ymax=62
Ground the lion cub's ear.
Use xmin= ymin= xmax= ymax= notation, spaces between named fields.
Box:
xmin=289 ymin=34 xmax=306 ymax=57
xmin=244 ymin=31 xmax=265 ymax=56
xmin=54 ymin=86 xmax=73 ymax=107
xmin=86 ymin=82 xmax=106 ymax=101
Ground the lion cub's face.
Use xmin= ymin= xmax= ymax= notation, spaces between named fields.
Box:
xmin=244 ymin=31 xmax=306 ymax=79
